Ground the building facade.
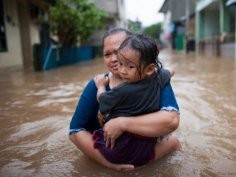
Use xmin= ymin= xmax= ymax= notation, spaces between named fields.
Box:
xmin=196 ymin=0 xmax=235 ymax=59
xmin=159 ymin=0 xmax=196 ymax=51
xmin=87 ymin=0 xmax=127 ymax=46
xmin=0 ymin=0 xmax=127 ymax=69
xmin=159 ymin=0 xmax=235 ymax=59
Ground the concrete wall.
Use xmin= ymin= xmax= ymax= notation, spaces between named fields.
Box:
xmin=0 ymin=0 xmax=41 ymax=69
xmin=89 ymin=0 xmax=127 ymax=46
xmin=94 ymin=0 xmax=118 ymax=15
xmin=93 ymin=0 xmax=127 ymax=27
xmin=0 ymin=0 xmax=23 ymax=68
xmin=204 ymin=9 xmax=219 ymax=38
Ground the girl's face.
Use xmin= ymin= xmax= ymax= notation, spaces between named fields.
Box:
xmin=117 ymin=47 xmax=145 ymax=83
xmin=103 ymin=32 xmax=127 ymax=76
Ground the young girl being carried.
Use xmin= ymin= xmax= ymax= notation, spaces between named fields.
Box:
xmin=93 ymin=33 xmax=176 ymax=166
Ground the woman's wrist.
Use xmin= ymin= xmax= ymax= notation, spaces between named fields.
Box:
xmin=119 ymin=116 xmax=132 ymax=132
xmin=117 ymin=111 xmax=180 ymax=137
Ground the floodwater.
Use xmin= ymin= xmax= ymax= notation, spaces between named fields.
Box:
xmin=0 ymin=50 xmax=236 ymax=177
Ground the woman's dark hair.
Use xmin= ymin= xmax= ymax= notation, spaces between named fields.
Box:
xmin=118 ymin=33 xmax=162 ymax=78
xmin=102 ymin=27 xmax=132 ymax=47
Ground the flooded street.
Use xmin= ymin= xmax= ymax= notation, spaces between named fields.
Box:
xmin=0 ymin=50 xmax=236 ymax=177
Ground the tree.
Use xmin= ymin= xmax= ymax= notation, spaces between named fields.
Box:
xmin=143 ymin=23 xmax=163 ymax=39
xmin=49 ymin=0 xmax=107 ymax=47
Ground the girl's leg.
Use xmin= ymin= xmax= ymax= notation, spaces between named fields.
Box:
xmin=153 ymin=135 xmax=181 ymax=160
xmin=69 ymin=131 xmax=134 ymax=171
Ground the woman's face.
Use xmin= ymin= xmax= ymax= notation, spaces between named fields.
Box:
xmin=103 ymin=32 xmax=127 ymax=76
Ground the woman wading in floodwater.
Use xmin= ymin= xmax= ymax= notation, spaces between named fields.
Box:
xmin=69 ymin=28 xmax=181 ymax=171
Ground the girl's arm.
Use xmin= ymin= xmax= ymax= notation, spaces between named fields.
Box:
xmin=94 ymin=74 xmax=109 ymax=102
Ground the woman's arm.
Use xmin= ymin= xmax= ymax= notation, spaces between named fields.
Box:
xmin=69 ymin=79 xmax=100 ymax=134
xmin=103 ymin=83 xmax=180 ymax=147
xmin=103 ymin=111 xmax=179 ymax=147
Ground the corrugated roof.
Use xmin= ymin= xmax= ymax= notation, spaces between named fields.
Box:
xmin=159 ymin=0 xmax=169 ymax=13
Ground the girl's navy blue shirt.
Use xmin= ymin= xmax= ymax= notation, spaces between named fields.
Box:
xmin=69 ymin=76 xmax=179 ymax=135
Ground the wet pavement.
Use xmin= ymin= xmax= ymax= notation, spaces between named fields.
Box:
xmin=0 ymin=49 xmax=236 ymax=177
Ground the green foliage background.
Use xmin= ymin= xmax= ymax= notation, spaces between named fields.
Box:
xmin=143 ymin=23 xmax=163 ymax=39
xmin=49 ymin=0 xmax=107 ymax=47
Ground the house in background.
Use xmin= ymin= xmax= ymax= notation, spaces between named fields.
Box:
xmin=159 ymin=0 xmax=196 ymax=52
xmin=87 ymin=0 xmax=128 ymax=46
xmin=159 ymin=0 xmax=235 ymax=59
xmin=0 ymin=0 xmax=52 ymax=69
xmin=0 ymin=0 xmax=128 ymax=69
xmin=196 ymin=0 xmax=235 ymax=59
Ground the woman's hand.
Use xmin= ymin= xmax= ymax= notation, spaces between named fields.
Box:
xmin=103 ymin=117 xmax=126 ymax=149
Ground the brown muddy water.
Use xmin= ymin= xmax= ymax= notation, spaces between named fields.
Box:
xmin=0 ymin=50 xmax=236 ymax=177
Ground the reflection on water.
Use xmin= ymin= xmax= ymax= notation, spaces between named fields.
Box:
xmin=0 ymin=51 xmax=236 ymax=177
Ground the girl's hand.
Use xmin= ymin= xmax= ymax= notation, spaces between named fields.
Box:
xmin=94 ymin=74 xmax=109 ymax=88
xmin=103 ymin=117 xmax=126 ymax=149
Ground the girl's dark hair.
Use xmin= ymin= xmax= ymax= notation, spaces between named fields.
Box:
xmin=118 ymin=33 xmax=162 ymax=77
xmin=102 ymin=27 xmax=132 ymax=47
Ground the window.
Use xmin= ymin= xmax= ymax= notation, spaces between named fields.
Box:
xmin=0 ymin=0 xmax=8 ymax=52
